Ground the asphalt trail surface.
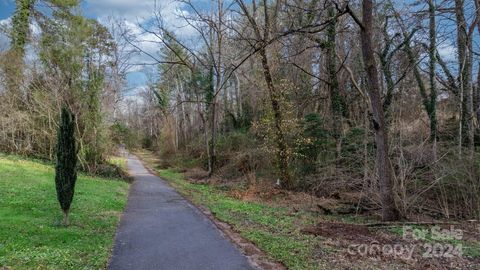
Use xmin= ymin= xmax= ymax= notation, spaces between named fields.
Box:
xmin=108 ymin=154 xmax=255 ymax=270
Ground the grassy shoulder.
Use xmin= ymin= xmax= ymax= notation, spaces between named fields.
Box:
xmin=107 ymin=156 xmax=127 ymax=172
xmin=136 ymin=150 xmax=480 ymax=270
xmin=0 ymin=154 xmax=129 ymax=270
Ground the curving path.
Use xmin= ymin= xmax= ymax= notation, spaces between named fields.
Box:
xmin=108 ymin=154 xmax=256 ymax=270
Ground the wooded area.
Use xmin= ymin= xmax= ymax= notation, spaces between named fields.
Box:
xmin=118 ymin=0 xmax=480 ymax=221
xmin=1 ymin=0 xmax=479 ymax=224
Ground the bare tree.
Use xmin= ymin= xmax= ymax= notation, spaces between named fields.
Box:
xmin=345 ymin=0 xmax=400 ymax=221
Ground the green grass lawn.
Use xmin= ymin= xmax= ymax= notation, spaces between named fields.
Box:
xmin=0 ymin=154 xmax=129 ymax=270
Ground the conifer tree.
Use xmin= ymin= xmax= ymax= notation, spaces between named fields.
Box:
xmin=55 ymin=106 xmax=77 ymax=226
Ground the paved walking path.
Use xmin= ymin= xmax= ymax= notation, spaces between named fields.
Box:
xmin=108 ymin=155 xmax=255 ymax=270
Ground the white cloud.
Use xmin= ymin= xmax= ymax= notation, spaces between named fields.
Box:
xmin=0 ymin=17 xmax=11 ymax=27
xmin=116 ymin=20 xmax=163 ymax=72
xmin=437 ymin=43 xmax=456 ymax=62
xmin=85 ymin=0 xmax=157 ymax=21
xmin=90 ymin=0 xmax=200 ymax=75
xmin=87 ymin=0 xmax=196 ymax=29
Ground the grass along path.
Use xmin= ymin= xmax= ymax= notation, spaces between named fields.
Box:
xmin=0 ymin=154 xmax=129 ymax=269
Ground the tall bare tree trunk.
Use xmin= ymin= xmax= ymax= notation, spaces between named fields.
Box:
xmin=400 ymin=1 xmax=438 ymax=161
xmin=208 ymin=98 xmax=217 ymax=177
xmin=234 ymin=72 xmax=243 ymax=119
xmin=326 ymin=5 xmax=343 ymax=160
xmin=475 ymin=0 xmax=480 ymax=134
xmin=428 ymin=0 xmax=438 ymax=160
xmin=5 ymin=0 xmax=35 ymax=101
xmin=477 ymin=68 xmax=480 ymax=128
xmin=360 ymin=0 xmax=399 ymax=221
xmin=455 ymin=0 xmax=474 ymax=156
xmin=260 ymin=48 xmax=293 ymax=189
xmin=236 ymin=0 xmax=293 ymax=188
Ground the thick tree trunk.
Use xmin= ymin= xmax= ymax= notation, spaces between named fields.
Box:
xmin=326 ymin=5 xmax=343 ymax=159
xmin=4 ymin=0 xmax=35 ymax=99
xmin=360 ymin=0 xmax=399 ymax=221
xmin=259 ymin=48 xmax=293 ymax=189
xmin=204 ymin=64 xmax=216 ymax=176
xmin=455 ymin=0 xmax=474 ymax=156
xmin=11 ymin=0 xmax=34 ymax=54
xmin=208 ymin=98 xmax=217 ymax=177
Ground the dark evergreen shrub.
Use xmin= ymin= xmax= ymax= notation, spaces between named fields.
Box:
xmin=55 ymin=106 xmax=77 ymax=225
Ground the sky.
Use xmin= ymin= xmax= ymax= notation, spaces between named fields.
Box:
xmin=0 ymin=0 xmax=463 ymax=95
xmin=0 ymin=0 xmax=204 ymax=94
